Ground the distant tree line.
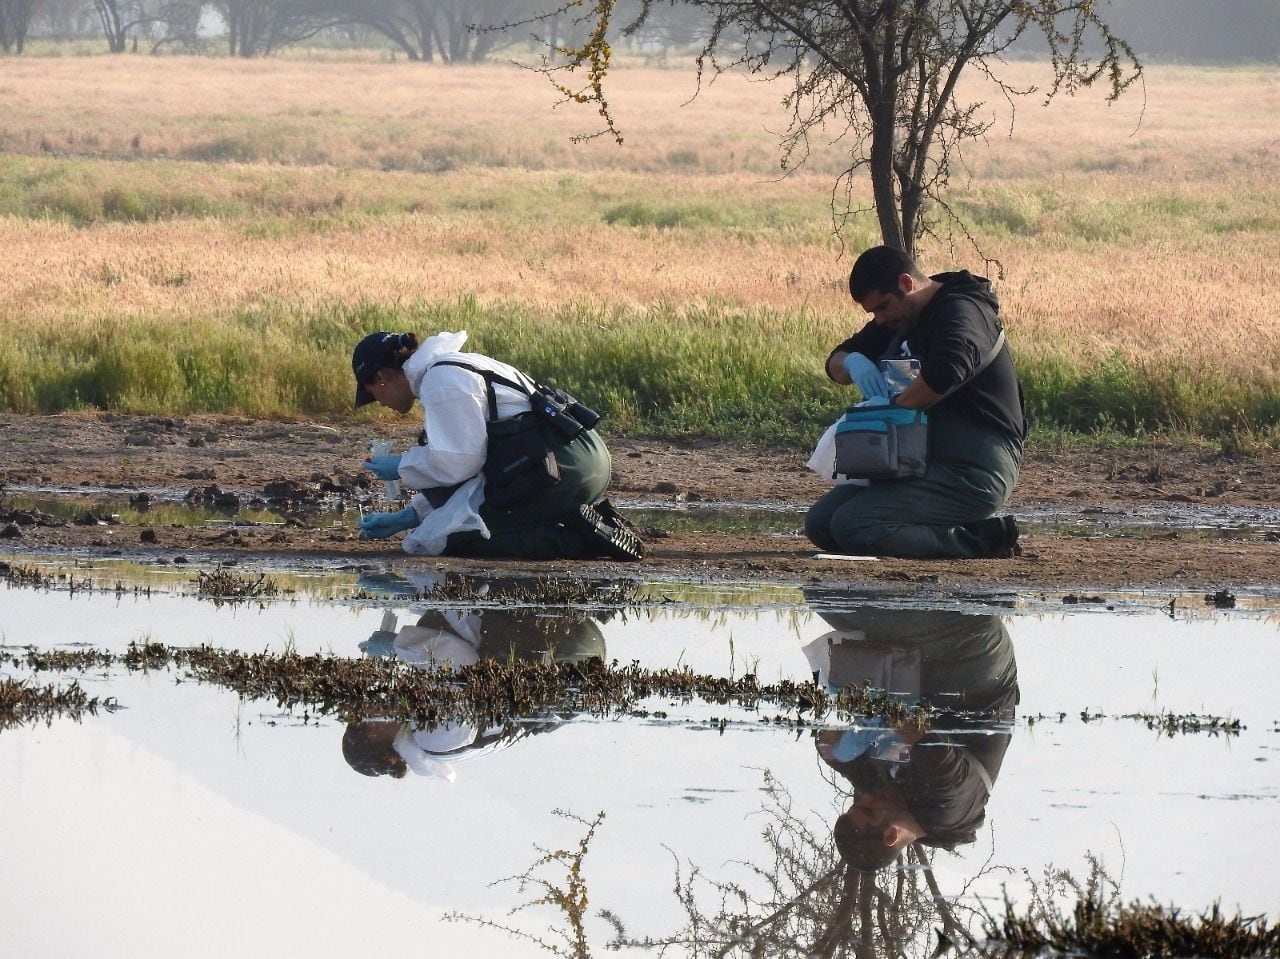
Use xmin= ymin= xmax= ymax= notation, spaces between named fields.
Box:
xmin=2 ymin=0 xmax=1277 ymax=61
xmin=0 ymin=0 xmax=721 ymax=57
xmin=1010 ymin=0 xmax=1279 ymax=64
xmin=1111 ymin=0 xmax=1278 ymax=63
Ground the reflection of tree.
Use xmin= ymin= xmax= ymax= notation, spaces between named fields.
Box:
xmin=611 ymin=771 xmax=996 ymax=958
xmin=455 ymin=793 xmax=1280 ymax=959
xmin=447 ymin=809 xmax=605 ymax=959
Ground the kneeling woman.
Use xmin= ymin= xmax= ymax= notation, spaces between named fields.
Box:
xmin=352 ymin=330 xmax=642 ymax=561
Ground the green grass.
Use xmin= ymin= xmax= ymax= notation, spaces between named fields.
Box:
xmin=0 ymin=155 xmax=431 ymax=223
xmin=1 ymin=158 xmax=1277 ymax=448
xmin=955 ymin=186 xmax=1280 ymax=242
xmin=1017 ymin=345 xmax=1280 ymax=440
xmin=0 ymin=297 xmax=845 ymax=438
xmin=0 ymin=156 xmax=831 ymax=238
xmin=2 ymin=296 xmax=1276 ymax=449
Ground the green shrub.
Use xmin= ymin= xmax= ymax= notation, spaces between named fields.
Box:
xmin=101 ymin=186 xmax=151 ymax=221
xmin=182 ymin=136 xmax=263 ymax=164
xmin=32 ymin=183 xmax=103 ymax=223
xmin=602 ymin=201 xmax=728 ymax=229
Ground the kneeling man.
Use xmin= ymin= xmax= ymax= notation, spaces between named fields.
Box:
xmin=806 ymin=246 xmax=1026 ymax=558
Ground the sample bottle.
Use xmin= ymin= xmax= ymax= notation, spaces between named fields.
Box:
xmin=369 ymin=439 xmax=401 ymax=501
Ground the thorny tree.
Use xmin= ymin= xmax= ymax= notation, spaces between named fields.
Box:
xmin=544 ymin=0 xmax=1142 ymax=257
xmin=449 ymin=777 xmax=995 ymax=957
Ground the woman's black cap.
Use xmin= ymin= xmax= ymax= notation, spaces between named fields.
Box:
xmin=352 ymin=332 xmax=400 ymax=408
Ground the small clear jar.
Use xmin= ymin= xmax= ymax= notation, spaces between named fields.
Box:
xmin=879 ymin=358 xmax=921 ymax=396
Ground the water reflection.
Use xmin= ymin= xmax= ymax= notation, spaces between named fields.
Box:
xmin=805 ymin=605 xmax=1017 ymax=872
xmin=343 ymin=571 xmax=609 ymax=782
xmin=8 ymin=564 xmax=1277 ymax=957
xmin=650 ymin=603 xmax=1021 ymax=957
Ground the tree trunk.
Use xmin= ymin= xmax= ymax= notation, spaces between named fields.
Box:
xmin=869 ymin=111 xmax=907 ymax=254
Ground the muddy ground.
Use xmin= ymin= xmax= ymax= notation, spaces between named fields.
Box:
xmin=2 ymin=412 xmax=1278 ymax=596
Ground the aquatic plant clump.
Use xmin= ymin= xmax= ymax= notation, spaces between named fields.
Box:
xmin=194 ymin=568 xmax=282 ymax=603
xmin=1 ymin=561 xmax=53 ymax=588
xmin=3 ymin=641 xmax=930 ymax=732
xmin=1 ymin=559 xmax=154 ymax=597
xmin=1132 ymin=711 xmax=1244 ymax=737
xmin=412 ymin=573 xmax=640 ymax=607
xmin=5 ymin=640 xmax=1257 ymax=741
xmin=0 ymin=677 xmax=115 ymax=730
xmin=986 ymin=858 xmax=1280 ymax=958
xmin=169 ymin=645 xmax=913 ymax=729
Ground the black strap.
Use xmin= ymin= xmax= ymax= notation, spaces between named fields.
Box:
xmin=943 ymin=329 xmax=1006 ymax=400
xmin=430 ymin=359 xmax=540 ymax=421
xmin=413 ymin=358 xmax=535 ymax=445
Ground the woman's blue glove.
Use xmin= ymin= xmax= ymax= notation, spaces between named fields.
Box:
xmin=363 ymin=454 xmax=402 ymax=481
xmin=359 ymin=506 xmax=419 ymax=539
xmin=842 ymin=352 xmax=889 ymax=399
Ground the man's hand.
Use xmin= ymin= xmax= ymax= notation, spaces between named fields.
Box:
xmin=842 ymin=353 xmax=889 ymax=400
xmin=358 ymin=506 xmax=419 ymax=539
xmin=363 ymin=454 xmax=402 ymax=480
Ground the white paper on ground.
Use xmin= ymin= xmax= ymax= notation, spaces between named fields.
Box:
xmin=813 ymin=553 xmax=879 ymax=561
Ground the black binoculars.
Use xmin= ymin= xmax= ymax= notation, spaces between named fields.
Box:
xmin=533 ymin=386 xmax=600 ymax=440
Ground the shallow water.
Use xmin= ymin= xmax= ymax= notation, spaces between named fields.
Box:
xmin=10 ymin=486 xmax=1280 ymax=540
xmin=3 ymin=557 xmax=1278 ymax=958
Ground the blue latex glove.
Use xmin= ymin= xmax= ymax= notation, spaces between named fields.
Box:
xmin=359 ymin=506 xmax=419 ymax=539
xmin=842 ymin=352 xmax=889 ymax=400
xmin=363 ymin=454 xmax=402 ymax=481
xmin=830 ymin=726 xmax=888 ymax=763
xmin=858 ymin=395 xmax=893 ymax=407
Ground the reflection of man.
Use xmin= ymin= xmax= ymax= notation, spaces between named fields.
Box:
xmin=342 ymin=575 xmax=606 ymax=781
xmin=804 ymin=604 xmax=1018 ymax=871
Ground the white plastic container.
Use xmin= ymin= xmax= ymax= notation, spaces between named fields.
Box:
xmin=369 ymin=439 xmax=401 ymax=501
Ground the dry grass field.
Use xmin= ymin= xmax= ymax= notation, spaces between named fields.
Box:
xmin=1 ymin=53 xmax=1277 ymax=439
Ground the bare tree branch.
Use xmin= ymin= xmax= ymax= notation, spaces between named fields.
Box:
xmin=518 ymin=0 xmax=1142 ymax=258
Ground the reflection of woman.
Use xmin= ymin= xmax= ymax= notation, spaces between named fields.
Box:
xmin=342 ymin=603 xmax=606 ymax=782
xmin=806 ymin=605 xmax=1018 ymax=872
xmin=350 ymin=329 xmax=642 ymax=560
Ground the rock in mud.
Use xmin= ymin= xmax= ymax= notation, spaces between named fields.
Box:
xmin=0 ymin=507 xmax=62 ymax=528
xmin=1205 ymin=589 xmax=1236 ymax=609
xmin=186 ymin=485 xmax=240 ymax=509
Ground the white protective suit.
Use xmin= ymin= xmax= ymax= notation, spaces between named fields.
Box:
xmin=379 ymin=616 xmax=516 ymax=782
xmin=394 ymin=331 xmax=538 ymax=555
